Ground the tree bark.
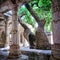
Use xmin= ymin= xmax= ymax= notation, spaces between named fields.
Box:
xmin=25 ymin=3 xmax=50 ymax=49
xmin=18 ymin=18 xmax=29 ymax=29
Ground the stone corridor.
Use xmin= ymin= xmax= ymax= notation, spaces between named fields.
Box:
xmin=0 ymin=0 xmax=60 ymax=60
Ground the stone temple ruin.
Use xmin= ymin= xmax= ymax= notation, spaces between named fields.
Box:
xmin=0 ymin=0 xmax=60 ymax=60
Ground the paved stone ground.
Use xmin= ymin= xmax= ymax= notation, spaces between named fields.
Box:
xmin=0 ymin=47 xmax=51 ymax=60
xmin=0 ymin=55 xmax=28 ymax=60
xmin=0 ymin=50 xmax=28 ymax=60
xmin=0 ymin=51 xmax=50 ymax=60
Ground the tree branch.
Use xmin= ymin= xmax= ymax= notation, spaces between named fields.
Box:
xmin=18 ymin=17 xmax=29 ymax=29
xmin=25 ymin=3 xmax=46 ymax=27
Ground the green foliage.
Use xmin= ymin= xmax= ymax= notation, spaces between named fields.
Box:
xmin=18 ymin=5 xmax=36 ymax=27
xmin=18 ymin=0 xmax=52 ymax=32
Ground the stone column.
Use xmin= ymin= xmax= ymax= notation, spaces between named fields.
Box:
xmin=5 ymin=16 xmax=9 ymax=47
xmin=8 ymin=5 xmax=21 ymax=58
xmin=51 ymin=0 xmax=60 ymax=60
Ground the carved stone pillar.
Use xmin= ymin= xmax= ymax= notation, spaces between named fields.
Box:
xmin=5 ymin=16 xmax=9 ymax=47
xmin=8 ymin=5 xmax=21 ymax=58
xmin=51 ymin=0 xmax=60 ymax=60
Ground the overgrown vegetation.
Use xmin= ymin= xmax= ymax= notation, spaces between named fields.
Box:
xmin=18 ymin=0 xmax=52 ymax=32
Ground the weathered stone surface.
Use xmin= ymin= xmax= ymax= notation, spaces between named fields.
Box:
xmin=51 ymin=43 xmax=60 ymax=60
xmin=0 ymin=13 xmax=6 ymax=48
xmin=22 ymin=51 xmax=51 ymax=60
xmin=8 ymin=44 xmax=21 ymax=59
xmin=8 ymin=4 xmax=21 ymax=58
xmin=51 ymin=0 xmax=60 ymax=13
xmin=51 ymin=0 xmax=60 ymax=60
xmin=0 ymin=31 xmax=6 ymax=47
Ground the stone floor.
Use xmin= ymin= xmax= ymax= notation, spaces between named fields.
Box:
xmin=0 ymin=47 xmax=51 ymax=60
xmin=0 ymin=55 xmax=50 ymax=60
xmin=0 ymin=52 xmax=50 ymax=60
xmin=0 ymin=50 xmax=28 ymax=60
xmin=0 ymin=55 xmax=28 ymax=60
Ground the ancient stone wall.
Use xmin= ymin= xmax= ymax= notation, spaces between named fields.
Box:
xmin=51 ymin=0 xmax=60 ymax=60
xmin=6 ymin=16 xmax=25 ymax=47
xmin=0 ymin=17 xmax=6 ymax=47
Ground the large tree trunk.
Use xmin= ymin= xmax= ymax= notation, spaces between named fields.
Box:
xmin=51 ymin=0 xmax=60 ymax=60
xmin=25 ymin=4 xmax=50 ymax=49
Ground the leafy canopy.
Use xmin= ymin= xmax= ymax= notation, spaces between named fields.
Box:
xmin=18 ymin=0 xmax=52 ymax=32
